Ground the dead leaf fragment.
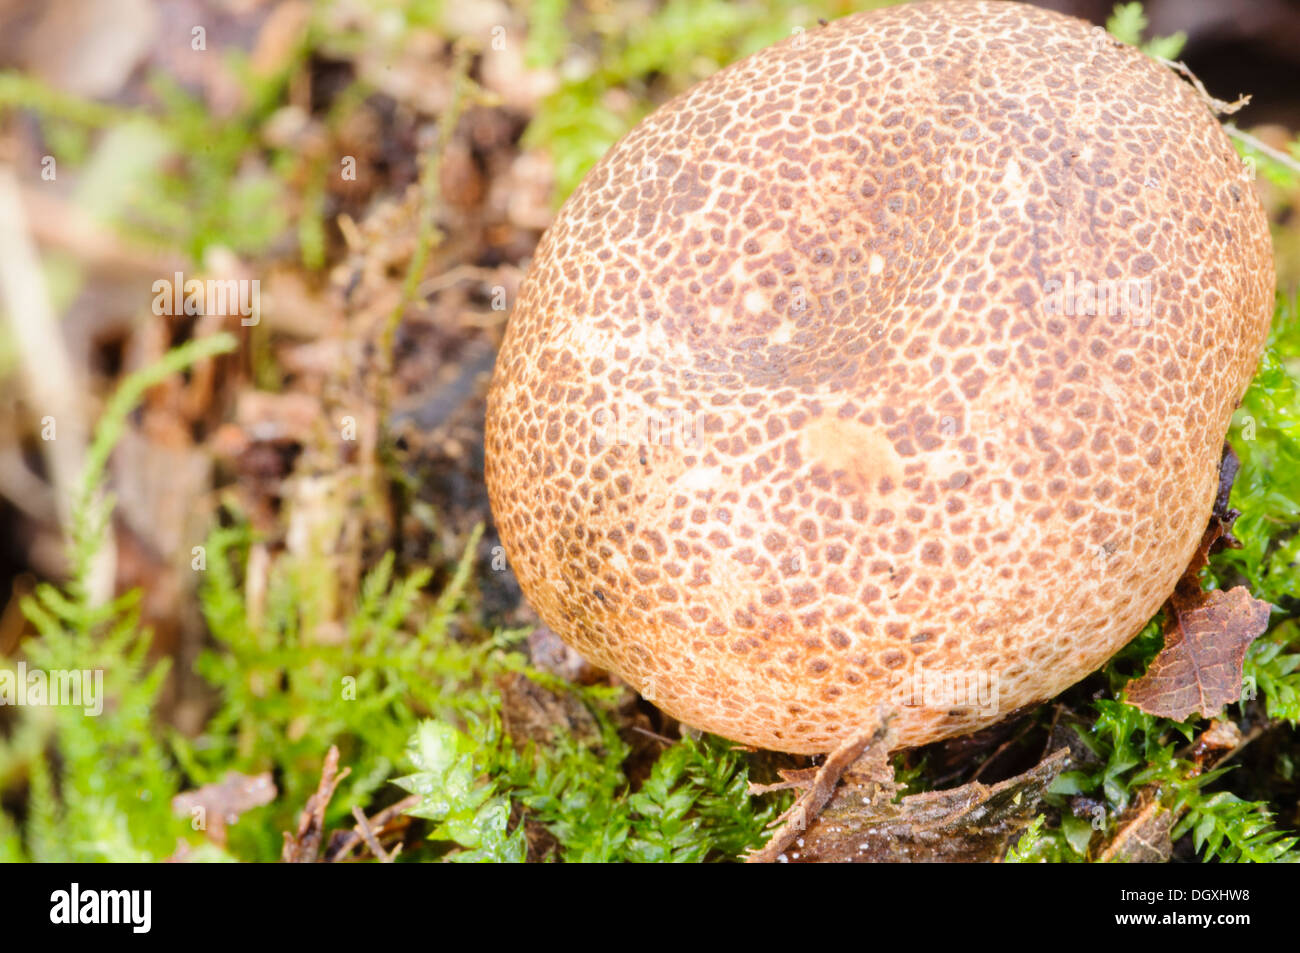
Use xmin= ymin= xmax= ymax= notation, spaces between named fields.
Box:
xmin=745 ymin=711 xmax=894 ymax=864
xmin=1099 ymin=792 xmax=1174 ymax=863
xmin=1126 ymin=481 xmax=1270 ymax=723
xmin=792 ymin=749 xmax=1070 ymax=863
xmin=1127 ymin=586 xmax=1270 ymax=721
xmin=497 ymin=671 xmax=600 ymax=748
xmin=172 ymin=771 xmax=276 ymax=848
xmin=1201 ymin=719 xmax=1244 ymax=751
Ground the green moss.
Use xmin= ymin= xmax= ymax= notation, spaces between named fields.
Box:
xmin=1106 ymin=2 xmax=1186 ymax=60
xmin=0 ymin=336 xmax=237 ymax=862
xmin=521 ymin=0 xmax=895 ymax=201
xmin=1007 ymin=293 xmax=1300 ymax=863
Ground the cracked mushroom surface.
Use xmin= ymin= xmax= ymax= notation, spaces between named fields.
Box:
xmin=484 ymin=1 xmax=1274 ymax=754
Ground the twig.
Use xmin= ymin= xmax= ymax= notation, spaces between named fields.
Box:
xmin=1157 ymin=58 xmax=1250 ymax=115
xmin=747 ymin=767 xmax=819 ymax=796
xmin=967 ymin=718 xmax=1038 ymax=784
xmin=629 ymin=724 xmax=677 ymax=746
xmin=745 ymin=712 xmax=891 ymax=863
xmin=1223 ymin=125 xmax=1300 ymax=178
xmin=416 ymin=264 xmax=503 ymax=298
xmin=1156 ymin=58 xmax=1300 ymax=178
xmin=350 ymin=805 xmax=394 ymax=863
xmin=20 ymin=185 xmax=184 ymax=275
xmin=282 ymin=745 xmax=351 ymax=862
xmin=326 ymin=793 xmax=419 ymax=862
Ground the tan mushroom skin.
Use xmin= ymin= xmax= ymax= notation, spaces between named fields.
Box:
xmin=485 ymin=1 xmax=1274 ymax=754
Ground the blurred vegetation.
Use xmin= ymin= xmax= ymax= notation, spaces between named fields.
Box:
xmin=523 ymin=0 xmax=892 ymax=199
xmin=0 ymin=1 xmax=1298 ymax=863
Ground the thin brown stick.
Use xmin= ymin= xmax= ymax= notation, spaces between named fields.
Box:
xmin=1223 ymin=125 xmax=1300 ymax=178
xmin=1157 ymin=58 xmax=1250 ymax=115
xmin=282 ymin=746 xmax=351 ymax=862
xmin=968 ymin=718 xmax=1037 ymax=784
xmin=350 ymin=805 xmax=394 ymax=863
xmin=416 ymin=264 xmax=503 ymax=298
xmin=745 ymin=713 xmax=891 ymax=863
xmin=747 ymin=767 xmax=820 ymax=796
xmin=327 ymin=793 xmax=420 ymax=862
xmin=629 ymin=725 xmax=677 ymax=746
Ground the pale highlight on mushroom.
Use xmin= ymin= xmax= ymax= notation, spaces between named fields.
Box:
xmin=485 ymin=1 xmax=1274 ymax=754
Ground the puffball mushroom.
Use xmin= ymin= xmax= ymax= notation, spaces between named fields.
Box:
xmin=485 ymin=1 xmax=1274 ymax=754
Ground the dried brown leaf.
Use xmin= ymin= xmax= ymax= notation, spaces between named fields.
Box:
xmin=171 ymin=771 xmax=276 ymax=848
xmin=497 ymin=671 xmax=601 ymax=748
xmin=1127 ymin=586 xmax=1270 ymax=721
xmin=1099 ymin=791 xmax=1174 ymax=863
xmin=748 ymin=766 xmax=820 ymax=796
xmin=792 ymin=749 xmax=1069 ymax=863
xmin=1126 ymin=460 xmax=1269 ymax=722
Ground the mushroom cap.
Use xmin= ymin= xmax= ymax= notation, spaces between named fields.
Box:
xmin=485 ymin=1 xmax=1274 ymax=753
